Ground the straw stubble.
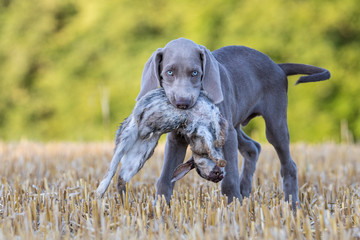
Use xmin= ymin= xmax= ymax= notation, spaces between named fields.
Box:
xmin=0 ymin=141 xmax=359 ymax=239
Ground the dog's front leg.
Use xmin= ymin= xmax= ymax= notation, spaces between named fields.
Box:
xmin=221 ymin=127 xmax=242 ymax=202
xmin=155 ymin=131 xmax=188 ymax=204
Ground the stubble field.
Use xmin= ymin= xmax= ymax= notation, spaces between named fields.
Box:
xmin=0 ymin=141 xmax=359 ymax=239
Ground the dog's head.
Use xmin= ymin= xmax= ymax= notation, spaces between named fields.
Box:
xmin=136 ymin=38 xmax=223 ymax=108
xmin=171 ymin=154 xmax=225 ymax=183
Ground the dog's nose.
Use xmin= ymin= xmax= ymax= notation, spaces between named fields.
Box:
xmin=175 ymin=98 xmax=191 ymax=109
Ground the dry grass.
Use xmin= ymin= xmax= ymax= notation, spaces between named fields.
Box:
xmin=0 ymin=141 xmax=359 ymax=239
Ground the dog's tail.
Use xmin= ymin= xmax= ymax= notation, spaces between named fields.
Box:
xmin=278 ymin=63 xmax=331 ymax=85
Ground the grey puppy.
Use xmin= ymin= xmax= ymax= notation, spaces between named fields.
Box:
xmin=137 ymin=38 xmax=331 ymax=207
xmin=96 ymin=88 xmax=228 ymax=198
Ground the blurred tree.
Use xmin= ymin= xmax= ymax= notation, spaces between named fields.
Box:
xmin=0 ymin=0 xmax=358 ymax=142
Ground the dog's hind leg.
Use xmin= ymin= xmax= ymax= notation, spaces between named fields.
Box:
xmin=263 ymin=97 xmax=299 ymax=208
xmin=237 ymin=126 xmax=261 ymax=198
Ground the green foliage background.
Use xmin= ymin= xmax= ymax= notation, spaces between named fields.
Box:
xmin=0 ymin=0 xmax=359 ymax=142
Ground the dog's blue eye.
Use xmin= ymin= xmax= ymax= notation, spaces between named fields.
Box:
xmin=191 ymin=70 xmax=198 ymax=77
xmin=167 ymin=70 xmax=173 ymax=76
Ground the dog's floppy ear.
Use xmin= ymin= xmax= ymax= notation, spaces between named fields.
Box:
xmin=171 ymin=157 xmax=195 ymax=182
xmin=136 ymin=48 xmax=163 ymax=101
xmin=199 ymin=45 xmax=223 ymax=104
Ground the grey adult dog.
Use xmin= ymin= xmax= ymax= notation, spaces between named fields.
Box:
xmin=134 ymin=38 xmax=330 ymax=206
